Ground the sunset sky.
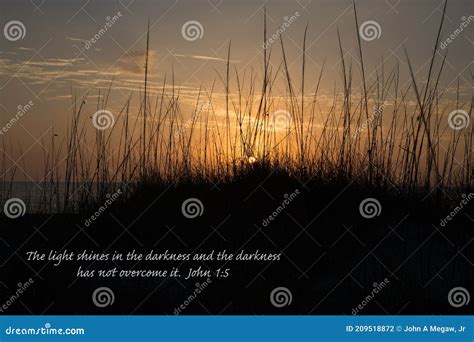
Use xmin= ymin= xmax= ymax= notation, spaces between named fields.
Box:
xmin=0 ymin=0 xmax=472 ymax=179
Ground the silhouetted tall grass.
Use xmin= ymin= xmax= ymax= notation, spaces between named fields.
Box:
xmin=0 ymin=0 xmax=472 ymax=213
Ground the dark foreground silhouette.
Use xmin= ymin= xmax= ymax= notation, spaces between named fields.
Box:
xmin=1 ymin=166 xmax=472 ymax=315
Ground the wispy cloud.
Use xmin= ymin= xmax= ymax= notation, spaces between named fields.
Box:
xmin=172 ymin=53 xmax=239 ymax=63
xmin=66 ymin=36 xmax=88 ymax=43
xmin=23 ymin=58 xmax=85 ymax=67
xmin=114 ymin=50 xmax=157 ymax=75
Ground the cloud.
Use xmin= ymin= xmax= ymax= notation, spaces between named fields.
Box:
xmin=23 ymin=58 xmax=85 ymax=67
xmin=66 ymin=36 xmax=87 ymax=43
xmin=114 ymin=50 xmax=157 ymax=75
xmin=172 ymin=53 xmax=240 ymax=63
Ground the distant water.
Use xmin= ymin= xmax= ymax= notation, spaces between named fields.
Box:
xmin=0 ymin=181 xmax=88 ymax=213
